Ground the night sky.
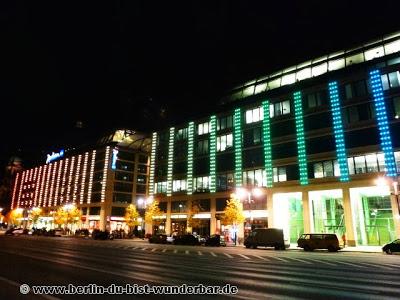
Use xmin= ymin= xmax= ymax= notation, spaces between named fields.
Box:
xmin=1 ymin=1 xmax=400 ymax=170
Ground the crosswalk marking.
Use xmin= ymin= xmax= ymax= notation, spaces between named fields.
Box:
xmin=358 ymin=262 xmax=395 ymax=270
xmin=197 ymin=251 xmax=203 ymax=256
xmin=239 ymin=254 xmax=250 ymax=260
xmin=173 ymin=249 xmax=178 ymax=254
xmin=335 ymin=261 xmax=366 ymax=268
xmin=130 ymin=247 xmax=138 ymax=250
xmin=185 ymin=250 xmax=189 ymax=254
xmin=270 ymin=256 xmax=289 ymax=262
xmin=162 ymin=249 xmax=167 ymax=252
xmin=253 ymin=255 xmax=269 ymax=261
xmin=285 ymin=257 xmax=312 ymax=264
xmin=224 ymin=253 xmax=233 ymax=258
xmin=151 ymin=248 xmax=157 ymax=252
xmin=141 ymin=248 xmax=147 ymax=251
xmin=306 ymin=258 xmax=336 ymax=266
xmin=210 ymin=252 xmax=217 ymax=257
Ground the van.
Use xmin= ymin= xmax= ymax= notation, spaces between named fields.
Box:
xmin=244 ymin=228 xmax=286 ymax=250
xmin=297 ymin=233 xmax=340 ymax=252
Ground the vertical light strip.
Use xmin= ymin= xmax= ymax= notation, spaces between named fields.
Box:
xmin=73 ymin=155 xmax=82 ymax=203
xmin=293 ymin=91 xmax=309 ymax=185
xmin=54 ymin=160 xmax=63 ymax=207
xmin=11 ymin=173 xmax=20 ymax=209
xmin=48 ymin=162 xmax=57 ymax=207
xmin=370 ymin=69 xmax=397 ymax=177
xmin=60 ymin=158 xmax=68 ymax=204
xmin=17 ymin=171 xmax=25 ymax=207
xmin=148 ymin=132 xmax=157 ymax=196
xmin=38 ymin=165 xmax=47 ymax=207
xmin=186 ymin=122 xmax=195 ymax=195
xmin=43 ymin=164 xmax=53 ymax=207
xmin=80 ymin=152 xmax=89 ymax=204
xmin=262 ymin=100 xmax=273 ymax=187
xmin=328 ymin=81 xmax=350 ymax=181
xmin=234 ymin=108 xmax=243 ymax=187
xmin=87 ymin=150 xmax=96 ymax=204
xmin=166 ymin=127 xmax=175 ymax=196
xmin=66 ymin=157 xmax=75 ymax=202
xmin=34 ymin=166 xmax=42 ymax=207
xmin=32 ymin=168 xmax=38 ymax=205
xmin=101 ymin=147 xmax=110 ymax=202
xmin=209 ymin=116 xmax=217 ymax=193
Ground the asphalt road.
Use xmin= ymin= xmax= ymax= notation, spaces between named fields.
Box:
xmin=0 ymin=236 xmax=399 ymax=300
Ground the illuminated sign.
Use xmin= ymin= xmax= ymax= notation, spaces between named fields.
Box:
xmin=46 ymin=150 xmax=65 ymax=164
xmin=111 ymin=148 xmax=118 ymax=170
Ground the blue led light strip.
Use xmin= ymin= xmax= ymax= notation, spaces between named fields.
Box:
xmin=187 ymin=122 xmax=194 ymax=195
xmin=148 ymin=132 xmax=158 ymax=196
xmin=166 ymin=127 xmax=175 ymax=196
xmin=234 ymin=108 xmax=242 ymax=187
xmin=293 ymin=91 xmax=309 ymax=185
xmin=209 ymin=116 xmax=217 ymax=193
xmin=328 ymin=81 xmax=350 ymax=182
xmin=262 ymin=100 xmax=273 ymax=187
xmin=370 ymin=69 xmax=397 ymax=177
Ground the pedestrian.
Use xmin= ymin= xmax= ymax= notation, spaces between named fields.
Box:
xmin=342 ymin=233 xmax=346 ymax=247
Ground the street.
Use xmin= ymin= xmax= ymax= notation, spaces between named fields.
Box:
xmin=0 ymin=236 xmax=399 ymax=300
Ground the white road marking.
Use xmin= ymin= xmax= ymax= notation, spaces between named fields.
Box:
xmin=151 ymin=248 xmax=157 ymax=252
xmin=358 ymin=262 xmax=395 ymax=270
xmin=197 ymin=251 xmax=203 ymax=256
xmin=285 ymin=257 xmax=312 ymax=264
xmin=173 ymin=249 xmax=178 ymax=254
xmin=141 ymin=247 xmax=147 ymax=251
xmin=185 ymin=250 xmax=189 ymax=254
xmin=306 ymin=258 xmax=336 ymax=266
xmin=270 ymin=256 xmax=289 ymax=262
xmin=162 ymin=249 xmax=167 ymax=252
xmin=253 ymin=255 xmax=269 ymax=261
xmin=238 ymin=254 xmax=251 ymax=260
xmin=224 ymin=253 xmax=233 ymax=258
xmin=210 ymin=252 xmax=217 ymax=257
xmin=335 ymin=261 xmax=366 ymax=268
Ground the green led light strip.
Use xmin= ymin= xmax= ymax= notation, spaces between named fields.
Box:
xmin=209 ymin=116 xmax=217 ymax=193
xmin=293 ymin=91 xmax=309 ymax=185
xmin=187 ymin=122 xmax=194 ymax=195
xmin=262 ymin=100 xmax=273 ymax=187
xmin=166 ymin=127 xmax=175 ymax=196
xmin=234 ymin=108 xmax=242 ymax=187
xmin=148 ymin=132 xmax=158 ymax=196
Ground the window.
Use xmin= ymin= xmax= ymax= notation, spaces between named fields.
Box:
xmin=313 ymin=160 xmax=339 ymax=178
xmin=306 ymin=90 xmax=327 ymax=108
xmin=137 ymin=164 xmax=148 ymax=174
xmin=114 ymin=172 xmax=133 ymax=182
xmin=354 ymin=80 xmax=367 ymax=97
xmin=217 ymin=173 xmax=234 ymax=191
xmin=138 ymin=155 xmax=148 ymax=164
xmin=113 ymin=182 xmax=133 ymax=193
xmin=198 ymin=122 xmax=210 ymax=135
xmin=171 ymin=201 xmax=187 ymax=213
xmin=270 ymin=100 xmax=290 ymax=118
xmin=173 ymin=179 xmax=186 ymax=192
xmin=273 ymin=167 xmax=287 ymax=182
xmin=348 ymin=153 xmax=386 ymax=175
xmin=354 ymin=156 xmax=366 ymax=174
xmin=344 ymin=84 xmax=353 ymax=100
xmin=197 ymin=139 xmax=209 ymax=155
xmin=243 ymin=169 xmax=265 ymax=186
xmin=194 ymin=176 xmax=210 ymax=192
xmin=245 ymin=106 xmax=264 ymax=124
xmin=155 ymin=181 xmax=167 ymax=194
xmin=344 ymin=106 xmax=359 ymax=124
xmin=217 ymin=115 xmax=233 ymax=131
xmin=113 ymin=193 xmax=132 ymax=203
xmin=137 ymin=175 xmax=147 ymax=184
xmin=217 ymin=134 xmax=233 ymax=152
xmin=365 ymin=154 xmax=379 ymax=172
xmin=175 ymin=128 xmax=188 ymax=141
xmin=389 ymin=71 xmax=400 ymax=88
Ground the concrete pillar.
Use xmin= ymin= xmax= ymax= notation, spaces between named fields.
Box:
xmin=237 ymin=222 xmax=244 ymax=245
xmin=210 ymin=198 xmax=216 ymax=235
xmin=390 ymin=194 xmax=400 ymax=238
xmin=165 ymin=200 xmax=171 ymax=235
xmin=186 ymin=199 xmax=192 ymax=233
xmin=302 ymin=191 xmax=311 ymax=234
xmin=342 ymin=187 xmax=356 ymax=246
xmin=266 ymin=189 xmax=274 ymax=228
xmin=99 ymin=204 xmax=106 ymax=231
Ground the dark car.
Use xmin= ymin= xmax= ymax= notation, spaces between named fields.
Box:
xmin=205 ymin=234 xmax=226 ymax=247
xmin=297 ymin=233 xmax=340 ymax=252
xmin=149 ymin=234 xmax=167 ymax=244
xmin=244 ymin=228 xmax=286 ymax=250
xmin=382 ymin=239 xmax=400 ymax=254
xmin=173 ymin=234 xmax=200 ymax=246
xmin=92 ymin=229 xmax=114 ymax=240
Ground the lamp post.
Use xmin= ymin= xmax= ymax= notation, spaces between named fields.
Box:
xmin=235 ymin=187 xmax=263 ymax=223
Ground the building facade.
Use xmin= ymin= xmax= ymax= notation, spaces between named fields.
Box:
xmin=11 ymin=130 xmax=151 ymax=232
xmin=149 ymin=31 xmax=400 ymax=246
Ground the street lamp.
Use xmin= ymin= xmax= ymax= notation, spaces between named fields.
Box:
xmin=235 ymin=187 xmax=264 ymax=222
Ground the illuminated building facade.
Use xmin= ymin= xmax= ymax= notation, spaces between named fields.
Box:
xmin=11 ymin=130 xmax=151 ymax=231
xmin=149 ymin=31 xmax=400 ymax=246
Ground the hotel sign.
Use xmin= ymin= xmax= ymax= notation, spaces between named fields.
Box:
xmin=46 ymin=150 xmax=65 ymax=164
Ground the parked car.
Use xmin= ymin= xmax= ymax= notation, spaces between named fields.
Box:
xmin=149 ymin=234 xmax=167 ymax=244
xmin=5 ymin=228 xmax=24 ymax=236
xmin=173 ymin=234 xmax=200 ymax=246
xmin=245 ymin=228 xmax=286 ymax=250
xmin=382 ymin=239 xmax=400 ymax=254
xmin=75 ymin=229 xmax=90 ymax=237
xmin=166 ymin=236 xmax=175 ymax=244
xmin=205 ymin=234 xmax=226 ymax=247
xmin=297 ymin=233 xmax=340 ymax=252
xmin=92 ymin=229 xmax=114 ymax=240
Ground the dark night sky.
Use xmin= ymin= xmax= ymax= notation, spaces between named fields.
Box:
xmin=1 ymin=1 xmax=400 ymax=169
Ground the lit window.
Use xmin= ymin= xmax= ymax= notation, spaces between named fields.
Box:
xmin=198 ymin=122 xmax=210 ymax=135
xmin=273 ymin=167 xmax=287 ymax=182
xmin=173 ymin=179 xmax=187 ymax=192
xmin=384 ymin=40 xmax=400 ymax=55
xmin=217 ymin=134 xmax=233 ymax=152
xmin=388 ymin=71 xmax=400 ymax=88
xmin=270 ymin=100 xmax=291 ymax=118
xmin=364 ymin=46 xmax=384 ymax=61
xmin=245 ymin=107 xmax=264 ymax=124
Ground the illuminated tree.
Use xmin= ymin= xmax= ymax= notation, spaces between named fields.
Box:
xmin=124 ymin=204 xmax=140 ymax=233
xmin=29 ymin=207 xmax=43 ymax=226
xmin=6 ymin=208 xmax=23 ymax=226
xmin=145 ymin=200 xmax=162 ymax=226
xmin=53 ymin=205 xmax=81 ymax=230
xmin=53 ymin=208 xmax=67 ymax=227
xmin=222 ymin=195 xmax=245 ymax=245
